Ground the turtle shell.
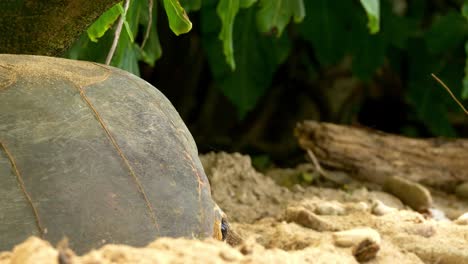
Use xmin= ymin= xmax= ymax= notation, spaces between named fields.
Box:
xmin=0 ymin=55 xmax=217 ymax=253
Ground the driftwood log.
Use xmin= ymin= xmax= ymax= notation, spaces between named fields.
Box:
xmin=295 ymin=121 xmax=468 ymax=190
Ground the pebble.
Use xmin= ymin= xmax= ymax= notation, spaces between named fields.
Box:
xmin=333 ymin=228 xmax=381 ymax=263
xmin=285 ymin=206 xmax=338 ymax=231
xmin=454 ymin=212 xmax=468 ymax=225
xmin=314 ymin=201 xmax=346 ymax=216
xmin=371 ymin=199 xmax=397 ymax=216
xmin=384 ymin=175 xmax=432 ymax=211
xmin=352 ymin=238 xmax=380 ymax=263
xmin=346 ymin=202 xmax=369 ymax=213
xmin=333 ymin=227 xmax=381 ymax=248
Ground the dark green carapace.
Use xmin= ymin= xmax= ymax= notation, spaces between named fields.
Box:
xmin=0 ymin=55 xmax=219 ymax=254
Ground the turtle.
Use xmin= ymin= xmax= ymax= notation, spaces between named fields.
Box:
xmin=0 ymin=54 xmax=232 ymax=254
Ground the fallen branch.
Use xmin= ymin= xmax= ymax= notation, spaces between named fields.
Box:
xmin=295 ymin=121 xmax=468 ymax=190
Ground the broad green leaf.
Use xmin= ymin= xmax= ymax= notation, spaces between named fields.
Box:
xmin=125 ymin=0 xmax=144 ymax=38
xmin=180 ymin=0 xmax=202 ymax=11
xmin=138 ymin=0 xmax=162 ymax=66
xmin=123 ymin=20 xmax=135 ymax=42
xmin=240 ymin=0 xmax=257 ymax=8
xmin=350 ymin=27 xmax=385 ymax=80
xmin=66 ymin=0 xmax=161 ymax=73
xmin=380 ymin=1 xmax=414 ymax=50
xmin=425 ymin=12 xmax=468 ymax=54
xmin=115 ymin=1 xmax=136 ymax=43
xmin=202 ymin=6 xmax=291 ymax=117
xmin=107 ymin=1 xmax=145 ymax=75
xmin=406 ymin=39 xmax=462 ymax=137
xmin=463 ymin=0 xmax=468 ymax=19
xmin=299 ymin=0 xmax=354 ymax=66
xmin=462 ymin=1 xmax=468 ymax=99
xmin=256 ymin=0 xmax=305 ymax=37
xmin=217 ymin=0 xmax=240 ymax=70
xmin=359 ymin=0 xmax=380 ymax=34
xmin=291 ymin=0 xmax=305 ymax=23
xmin=463 ymin=40 xmax=468 ymax=99
xmin=65 ymin=29 xmax=114 ymax=63
xmin=112 ymin=31 xmax=140 ymax=76
xmin=162 ymin=0 xmax=192 ymax=35
xmin=87 ymin=4 xmax=122 ymax=42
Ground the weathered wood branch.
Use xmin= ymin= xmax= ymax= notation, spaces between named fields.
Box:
xmin=0 ymin=0 xmax=120 ymax=55
xmin=295 ymin=121 xmax=468 ymax=190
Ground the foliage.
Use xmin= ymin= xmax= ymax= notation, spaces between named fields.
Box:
xmin=66 ymin=0 xmax=468 ymax=136
xmin=359 ymin=0 xmax=380 ymax=34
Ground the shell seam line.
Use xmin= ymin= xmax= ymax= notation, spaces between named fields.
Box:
xmin=89 ymin=63 xmax=113 ymax=84
xmin=117 ymin=72 xmax=205 ymax=235
xmin=113 ymin=72 xmax=205 ymax=233
xmin=182 ymin=150 xmax=204 ymax=197
xmin=112 ymin=70 xmax=206 ymax=203
xmin=73 ymin=83 xmax=160 ymax=232
xmin=0 ymin=141 xmax=45 ymax=237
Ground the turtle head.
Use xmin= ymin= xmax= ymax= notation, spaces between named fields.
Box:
xmin=212 ymin=204 xmax=242 ymax=245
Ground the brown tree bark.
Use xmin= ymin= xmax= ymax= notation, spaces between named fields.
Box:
xmin=295 ymin=121 xmax=468 ymax=190
xmin=0 ymin=0 xmax=120 ymax=55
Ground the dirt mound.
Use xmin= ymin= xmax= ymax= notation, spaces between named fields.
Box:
xmin=2 ymin=152 xmax=468 ymax=263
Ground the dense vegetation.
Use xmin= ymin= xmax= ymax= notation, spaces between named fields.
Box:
xmin=66 ymin=0 xmax=468 ymax=145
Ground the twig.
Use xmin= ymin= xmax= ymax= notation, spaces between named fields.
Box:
xmin=431 ymin=73 xmax=468 ymax=115
xmin=105 ymin=0 xmax=131 ymax=65
xmin=306 ymin=149 xmax=342 ymax=184
xmin=140 ymin=0 xmax=154 ymax=50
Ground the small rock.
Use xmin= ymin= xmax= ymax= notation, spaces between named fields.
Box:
xmin=333 ymin=227 xmax=381 ymax=248
xmin=455 ymin=182 xmax=468 ymax=200
xmin=346 ymin=202 xmax=369 ymax=213
xmin=352 ymin=238 xmax=380 ymax=263
xmin=454 ymin=212 xmax=468 ymax=225
xmin=384 ymin=175 xmax=432 ymax=211
xmin=285 ymin=206 xmax=338 ymax=231
xmin=371 ymin=199 xmax=397 ymax=216
xmin=314 ymin=201 xmax=346 ymax=216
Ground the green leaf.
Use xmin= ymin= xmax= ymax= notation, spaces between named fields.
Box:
xmin=65 ymin=30 xmax=113 ymax=63
xmin=299 ymin=0 xmax=354 ymax=66
xmin=406 ymin=39 xmax=462 ymax=137
xmin=240 ymin=0 xmax=257 ymax=8
xmin=125 ymin=0 xmax=144 ymax=38
xmin=217 ymin=0 xmax=240 ymax=70
xmin=463 ymin=41 xmax=468 ymax=99
xmin=202 ymin=6 xmax=291 ymax=117
xmin=180 ymin=0 xmax=202 ymax=12
xmin=162 ymin=0 xmax=192 ymax=35
xmin=123 ymin=20 xmax=135 ymax=42
xmin=291 ymin=0 xmax=305 ymax=23
xmin=463 ymin=0 xmax=468 ymax=19
xmin=462 ymin=1 xmax=468 ymax=99
xmin=138 ymin=0 xmax=162 ymax=66
xmin=380 ymin=2 xmax=414 ymax=50
xmin=350 ymin=25 xmax=386 ymax=80
xmin=359 ymin=0 xmax=380 ymax=34
xmin=425 ymin=12 xmax=468 ymax=54
xmin=86 ymin=3 xmax=122 ymax=42
xmin=112 ymin=32 xmax=140 ymax=76
xmin=256 ymin=0 xmax=305 ymax=37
